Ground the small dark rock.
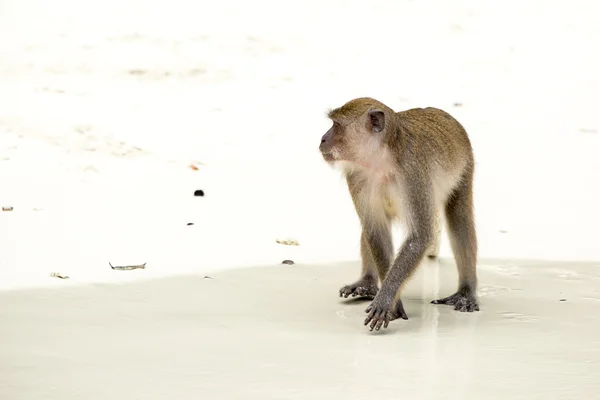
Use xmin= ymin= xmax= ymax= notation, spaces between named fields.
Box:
xmin=203 ymin=276 xmax=212 ymax=279
xmin=187 ymin=222 xmax=194 ymax=226
xmin=559 ymin=299 xmax=566 ymax=302
xmin=281 ymin=260 xmax=295 ymax=265
xmin=194 ymin=190 xmax=205 ymax=197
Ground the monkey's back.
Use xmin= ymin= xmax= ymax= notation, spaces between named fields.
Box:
xmin=395 ymin=107 xmax=473 ymax=169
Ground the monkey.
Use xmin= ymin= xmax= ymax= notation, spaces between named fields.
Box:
xmin=319 ymin=97 xmax=479 ymax=331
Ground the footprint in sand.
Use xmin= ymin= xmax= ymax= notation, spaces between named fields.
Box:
xmin=548 ymin=268 xmax=581 ymax=280
xmin=478 ymin=285 xmax=522 ymax=297
xmin=499 ymin=312 xmax=539 ymax=322
xmin=494 ymin=264 xmax=522 ymax=277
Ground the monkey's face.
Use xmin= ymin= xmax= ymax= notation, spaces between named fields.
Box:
xmin=320 ymin=110 xmax=386 ymax=166
xmin=319 ymin=121 xmax=348 ymax=163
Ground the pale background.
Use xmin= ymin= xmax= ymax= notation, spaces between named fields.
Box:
xmin=1 ymin=0 xmax=598 ymax=289
xmin=1 ymin=1 xmax=599 ymax=398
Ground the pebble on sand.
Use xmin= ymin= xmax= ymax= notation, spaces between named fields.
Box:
xmin=50 ymin=272 xmax=69 ymax=279
xmin=281 ymin=260 xmax=295 ymax=265
xmin=194 ymin=190 xmax=205 ymax=197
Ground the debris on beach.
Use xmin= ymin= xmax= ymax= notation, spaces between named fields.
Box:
xmin=194 ymin=190 xmax=205 ymax=197
xmin=2 ymin=206 xmax=13 ymax=211
xmin=276 ymin=238 xmax=299 ymax=246
xmin=189 ymin=164 xmax=199 ymax=171
xmin=281 ymin=260 xmax=295 ymax=265
xmin=203 ymin=275 xmax=212 ymax=279
xmin=128 ymin=69 xmax=147 ymax=76
xmin=187 ymin=222 xmax=194 ymax=226
xmin=109 ymin=262 xmax=146 ymax=271
xmin=453 ymin=102 xmax=463 ymax=107
xmin=50 ymin=272 xmax=69 ymax=279
xmin=579 ymin=128 xmax=597 ymax=134
xmin=559 ymin=298 xmax=567 ymax=302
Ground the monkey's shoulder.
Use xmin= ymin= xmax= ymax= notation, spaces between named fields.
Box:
xmin=393 ymin=107 xmax=472 ymax=166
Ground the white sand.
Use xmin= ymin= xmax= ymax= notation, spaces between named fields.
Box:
xmin=2 ymin=260 xmax=600 ymax=399
xmin=1 ymin=0 xmax=600 ymax=398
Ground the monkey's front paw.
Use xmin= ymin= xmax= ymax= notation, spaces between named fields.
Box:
xmin=364 ymin=296 xmax=408 ymax=331
xmin=339 ymin=281 xmax=379 ymax=299
xmin=432 ymin=292 xmax=479 ymax=312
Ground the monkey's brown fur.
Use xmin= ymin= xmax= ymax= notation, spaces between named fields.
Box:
xmin=319 ymin=97 xmax=479 ymax=331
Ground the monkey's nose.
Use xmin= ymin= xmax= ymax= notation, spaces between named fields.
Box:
xmin=321 ymin=138 xmax=326 ymax=144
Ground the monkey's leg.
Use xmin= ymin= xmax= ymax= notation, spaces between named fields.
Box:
xmin=339 ymin=231 xmax=378 ymax=299
xmin=432 ymin=174 xmax=479 ymax=312
xmin=426 ymin=209 xmax=441 ymax=258
xmin=340 ymin=226 xmax=392 ymax=299
xmin=364 ymin=191 xmax=435 ymax=331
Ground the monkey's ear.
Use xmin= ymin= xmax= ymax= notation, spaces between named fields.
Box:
xmin=368 ymin=109 xmax=385 ymax=133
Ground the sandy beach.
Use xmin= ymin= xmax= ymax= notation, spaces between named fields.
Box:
xmin=2 ymin=260 xmax=600 ymax=399
xmin=1 ymin=0 xmax=600 ymax=398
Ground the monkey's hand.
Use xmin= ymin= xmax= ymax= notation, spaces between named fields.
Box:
xmin=364 ymin=294 xmax=408 ymax=331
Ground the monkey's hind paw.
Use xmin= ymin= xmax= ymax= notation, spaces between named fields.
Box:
xmin=339 ymin=281 xmax=378 ymax=299
xmin=431 ymin=293 xmax=479 ymax=312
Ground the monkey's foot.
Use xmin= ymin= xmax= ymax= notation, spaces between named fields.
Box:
xmin=364 ymin=297 xmax=408 ymax=331
xmin=339 ymin=280 xmax=379 ymax=299
xmin=431 ymin=292 xmax=479 ymax=312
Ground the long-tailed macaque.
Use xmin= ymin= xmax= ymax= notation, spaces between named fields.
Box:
xmin=319 ymin=97 xmax=479 ymax=331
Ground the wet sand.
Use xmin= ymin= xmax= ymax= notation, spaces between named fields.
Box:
xmin=2 ymin=258 xmax=599 ymax=399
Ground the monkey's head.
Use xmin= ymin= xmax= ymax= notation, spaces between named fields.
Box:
xmin=319 ymin=97 xmax=395 ymax=167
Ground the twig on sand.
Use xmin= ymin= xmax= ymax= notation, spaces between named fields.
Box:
xmin=109 ymin=262 xmax=146 ymax=271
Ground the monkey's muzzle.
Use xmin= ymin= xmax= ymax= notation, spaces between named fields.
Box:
xmin=319 ymin=137 xmax=334 ymax=161
xmin=320 ymin=126 xmax=340 ymax=163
